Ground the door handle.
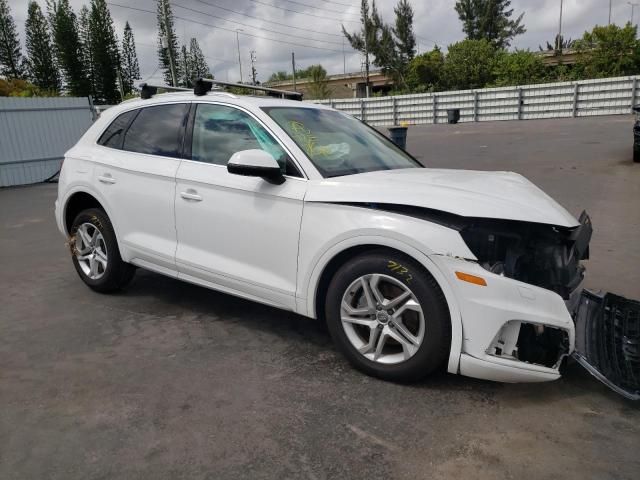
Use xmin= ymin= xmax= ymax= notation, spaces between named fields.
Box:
xmin=180 ymin=190 xmax=203 ymax=202
xmin=98 ymin=174 xmax=116 ymax=184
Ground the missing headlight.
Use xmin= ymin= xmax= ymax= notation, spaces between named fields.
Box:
xmin=460 ymin=212 xmax=592 ymax=299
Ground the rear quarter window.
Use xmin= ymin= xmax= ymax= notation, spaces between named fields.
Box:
xmin=97 ymin=110 xmax=138 ymax=149
xmin=122 ymin=104 xmax=190 ymax=158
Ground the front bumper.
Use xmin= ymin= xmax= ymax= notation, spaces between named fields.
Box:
xmin=430 ymin=254 xmax=575 ymax=383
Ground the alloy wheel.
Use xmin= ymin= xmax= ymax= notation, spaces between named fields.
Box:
xmin=74 ymin=222 xmax=108 ymax=280
xmin=340 ymin=274 xmax=425 ymax=364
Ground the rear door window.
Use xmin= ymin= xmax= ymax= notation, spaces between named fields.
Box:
xmin=122 ymin=104 xmax=189 ymax=158
xmin=98 ymin=110 xmax=138 ymax=149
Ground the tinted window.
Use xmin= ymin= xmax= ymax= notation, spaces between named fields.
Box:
xmin=191 ymin=104 xmax=301 ymax=177
xmin=98 ymin=110 xmax=137 ymax=149
xmin=123 ymin=104 xmax=189 ymax=158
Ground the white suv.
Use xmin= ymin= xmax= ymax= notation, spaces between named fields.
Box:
xmin=55 ymin=87 xmax=594 ymax=385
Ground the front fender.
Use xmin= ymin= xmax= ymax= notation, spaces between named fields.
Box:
xmin=297 ymin=202 xmax=470 ymax=374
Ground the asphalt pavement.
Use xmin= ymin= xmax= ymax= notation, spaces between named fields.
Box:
xmin=1 ymin=115 xmax=639 ymax=479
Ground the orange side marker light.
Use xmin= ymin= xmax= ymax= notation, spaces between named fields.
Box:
xmin=455 ymin=271 xmax=487 ymax=286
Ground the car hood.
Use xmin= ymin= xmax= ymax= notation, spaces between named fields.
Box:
xmin=305 ymin=168 xmax=579 ymax=228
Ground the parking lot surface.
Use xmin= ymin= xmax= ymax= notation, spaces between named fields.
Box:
xmin=2 ymin=116 xmax=639 ymax=479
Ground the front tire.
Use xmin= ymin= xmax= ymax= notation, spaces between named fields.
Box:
xmin=325 ymin=250 xmax=451 ymax=382
xmin=70 ymin=208 xmax=135 ymax=293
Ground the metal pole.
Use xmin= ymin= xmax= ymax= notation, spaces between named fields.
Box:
xmin=250 ymin=50 xmax=257 ymax=85
xmin=292 ymin=52 xmax=296 ymax=92
xmin=609 ymin=0 xmax=613 ymax=24
xmin=629 ymin=2 xmax=639 ymax=25
xmin=162 ymin=0 xmax=178 ymax=87
xmin=342 ymin=37 xmax=346 ymax=75
xmin=236 ymin=29 xmax=243 ymax=83
xmin=363 ymin=14 xmax=370 ymax=98
xmin=558 ymin=0 xmax=564 ymax=54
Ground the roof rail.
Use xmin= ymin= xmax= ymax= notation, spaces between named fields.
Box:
xmin=138 ymin=79 xmax=303 ymax=101
xmin=193 ymin=78 xmax=303 ymax=101
xmin=139 ymin=83 xmax=189 ymax=99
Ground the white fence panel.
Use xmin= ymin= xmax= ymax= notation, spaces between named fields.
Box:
xmin=311 ymin=75 xmax=638 ymax=127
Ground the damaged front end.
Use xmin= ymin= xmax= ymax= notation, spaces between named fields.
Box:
xmin=342 ymin=202 xmax=639 ymax=397
xmin=459 ymin=211 xmax=591 ymax=372
xmin=459 ymin=211 xmax=592 ymax=300
xmin=460 ymin=211 xmax=639 ymax=399
xmin=460 ymin=211 xmax=640 ymax=399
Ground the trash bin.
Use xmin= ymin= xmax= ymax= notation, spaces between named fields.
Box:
xmin=447 ymin=108 xmax=460 ymax=124
xmin=388 ymin=126 xmax=408 ymax=150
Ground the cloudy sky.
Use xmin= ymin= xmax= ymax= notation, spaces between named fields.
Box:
xmin=7 ymin=0 xmax=634 ymax=84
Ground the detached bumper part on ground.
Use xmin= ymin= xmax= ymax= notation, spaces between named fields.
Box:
xmin=574 ymin=291 xmax=640 ymax=400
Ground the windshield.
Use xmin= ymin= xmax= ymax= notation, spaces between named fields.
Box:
xmin=262 ymin=107 xmax=422 ymax=178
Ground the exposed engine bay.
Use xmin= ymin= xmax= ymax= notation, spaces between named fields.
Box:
xmin=340 ymin=202 xmax=592 ymax=299
xmin=459 ymin=211 xmax=592 ymax=299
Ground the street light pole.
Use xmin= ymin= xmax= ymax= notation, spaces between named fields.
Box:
xmin=557 ymin=0 xmax=564 ymax=54
xmin=629 ymin=2 xmax=639 ymax=24
xmin=236 ymin=29 xmax=243 ymax=83
xmin=609 ymin=0 xmax=613 ymax=24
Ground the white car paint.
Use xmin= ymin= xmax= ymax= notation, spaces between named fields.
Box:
xmin=55 ymin=91 xmax=581 ymax=384
xmin=306 ymin=168 xmax=579 ymax=228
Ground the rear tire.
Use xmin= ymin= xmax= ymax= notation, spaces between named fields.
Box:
xmin=325 ymin=250 xmax=451 ymax=382
xmin=69 ymin=208 xmax=135 ymax=293
xmin=634 ymin=145 xmax=640 ymax=163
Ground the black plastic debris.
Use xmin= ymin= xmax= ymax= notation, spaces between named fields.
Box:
xmin=573 ymin=290 xmax=640 ymax=400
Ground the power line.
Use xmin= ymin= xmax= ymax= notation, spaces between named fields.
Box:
xmin=415 ymin=34 xmax=440 ymax=46
xmin=247 ymin=0 xmax=360 ymax=24
xmin=171 ymin=1 xmax=348 ymax=46
xmin=190 ymin=0 xmax=346 ymax=38
xmin=280 ymin=0 xmax=360 ymax=17
xmin=107 ymin=3 xmax=347 ymax=52
xmin=319 ymin=0 xmax=361 ymax=7
xmin=137 ymin=42 xmax=236 ymax=65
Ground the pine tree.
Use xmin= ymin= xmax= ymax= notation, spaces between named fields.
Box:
xmin=48 ymin=0 xmax=90 ymax=96
xmin=0 ymin=0 xmax=25 ymax=79
xmin=78 ymin=5 xmax=95 ymax=97
xmin=393 ymin=0 xmax=416 ymax=65
xmin=25 ymin=1 xmax=60 ymax=91
xmin=454 ymin=0 xmax=525 ymax=50
xmin=342 ymin=0 xmax=377 ymax=66
xmin=157 ymin=0 xmax=181 ymax=86
xmin=343 ymin=0 xmax=415 ymax=90
xmin=189 ymin=38 xmax=211 ymax=80
xmin=121 ymin=22 xmax=140 ymax=95
xmin=88 ymin=0 xmax=120 ymax=104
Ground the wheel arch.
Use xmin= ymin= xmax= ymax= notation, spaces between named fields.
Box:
xmin=305 ymin=236 xmax=463 ymax=374
xmin=64 ymin=191 xmax=106 ymax=234
xmin=61 ymin=187 xmax=127 ymax=260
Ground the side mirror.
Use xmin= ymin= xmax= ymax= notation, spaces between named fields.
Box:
xmin=227 ymin=149 xmax=285 ymax=185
